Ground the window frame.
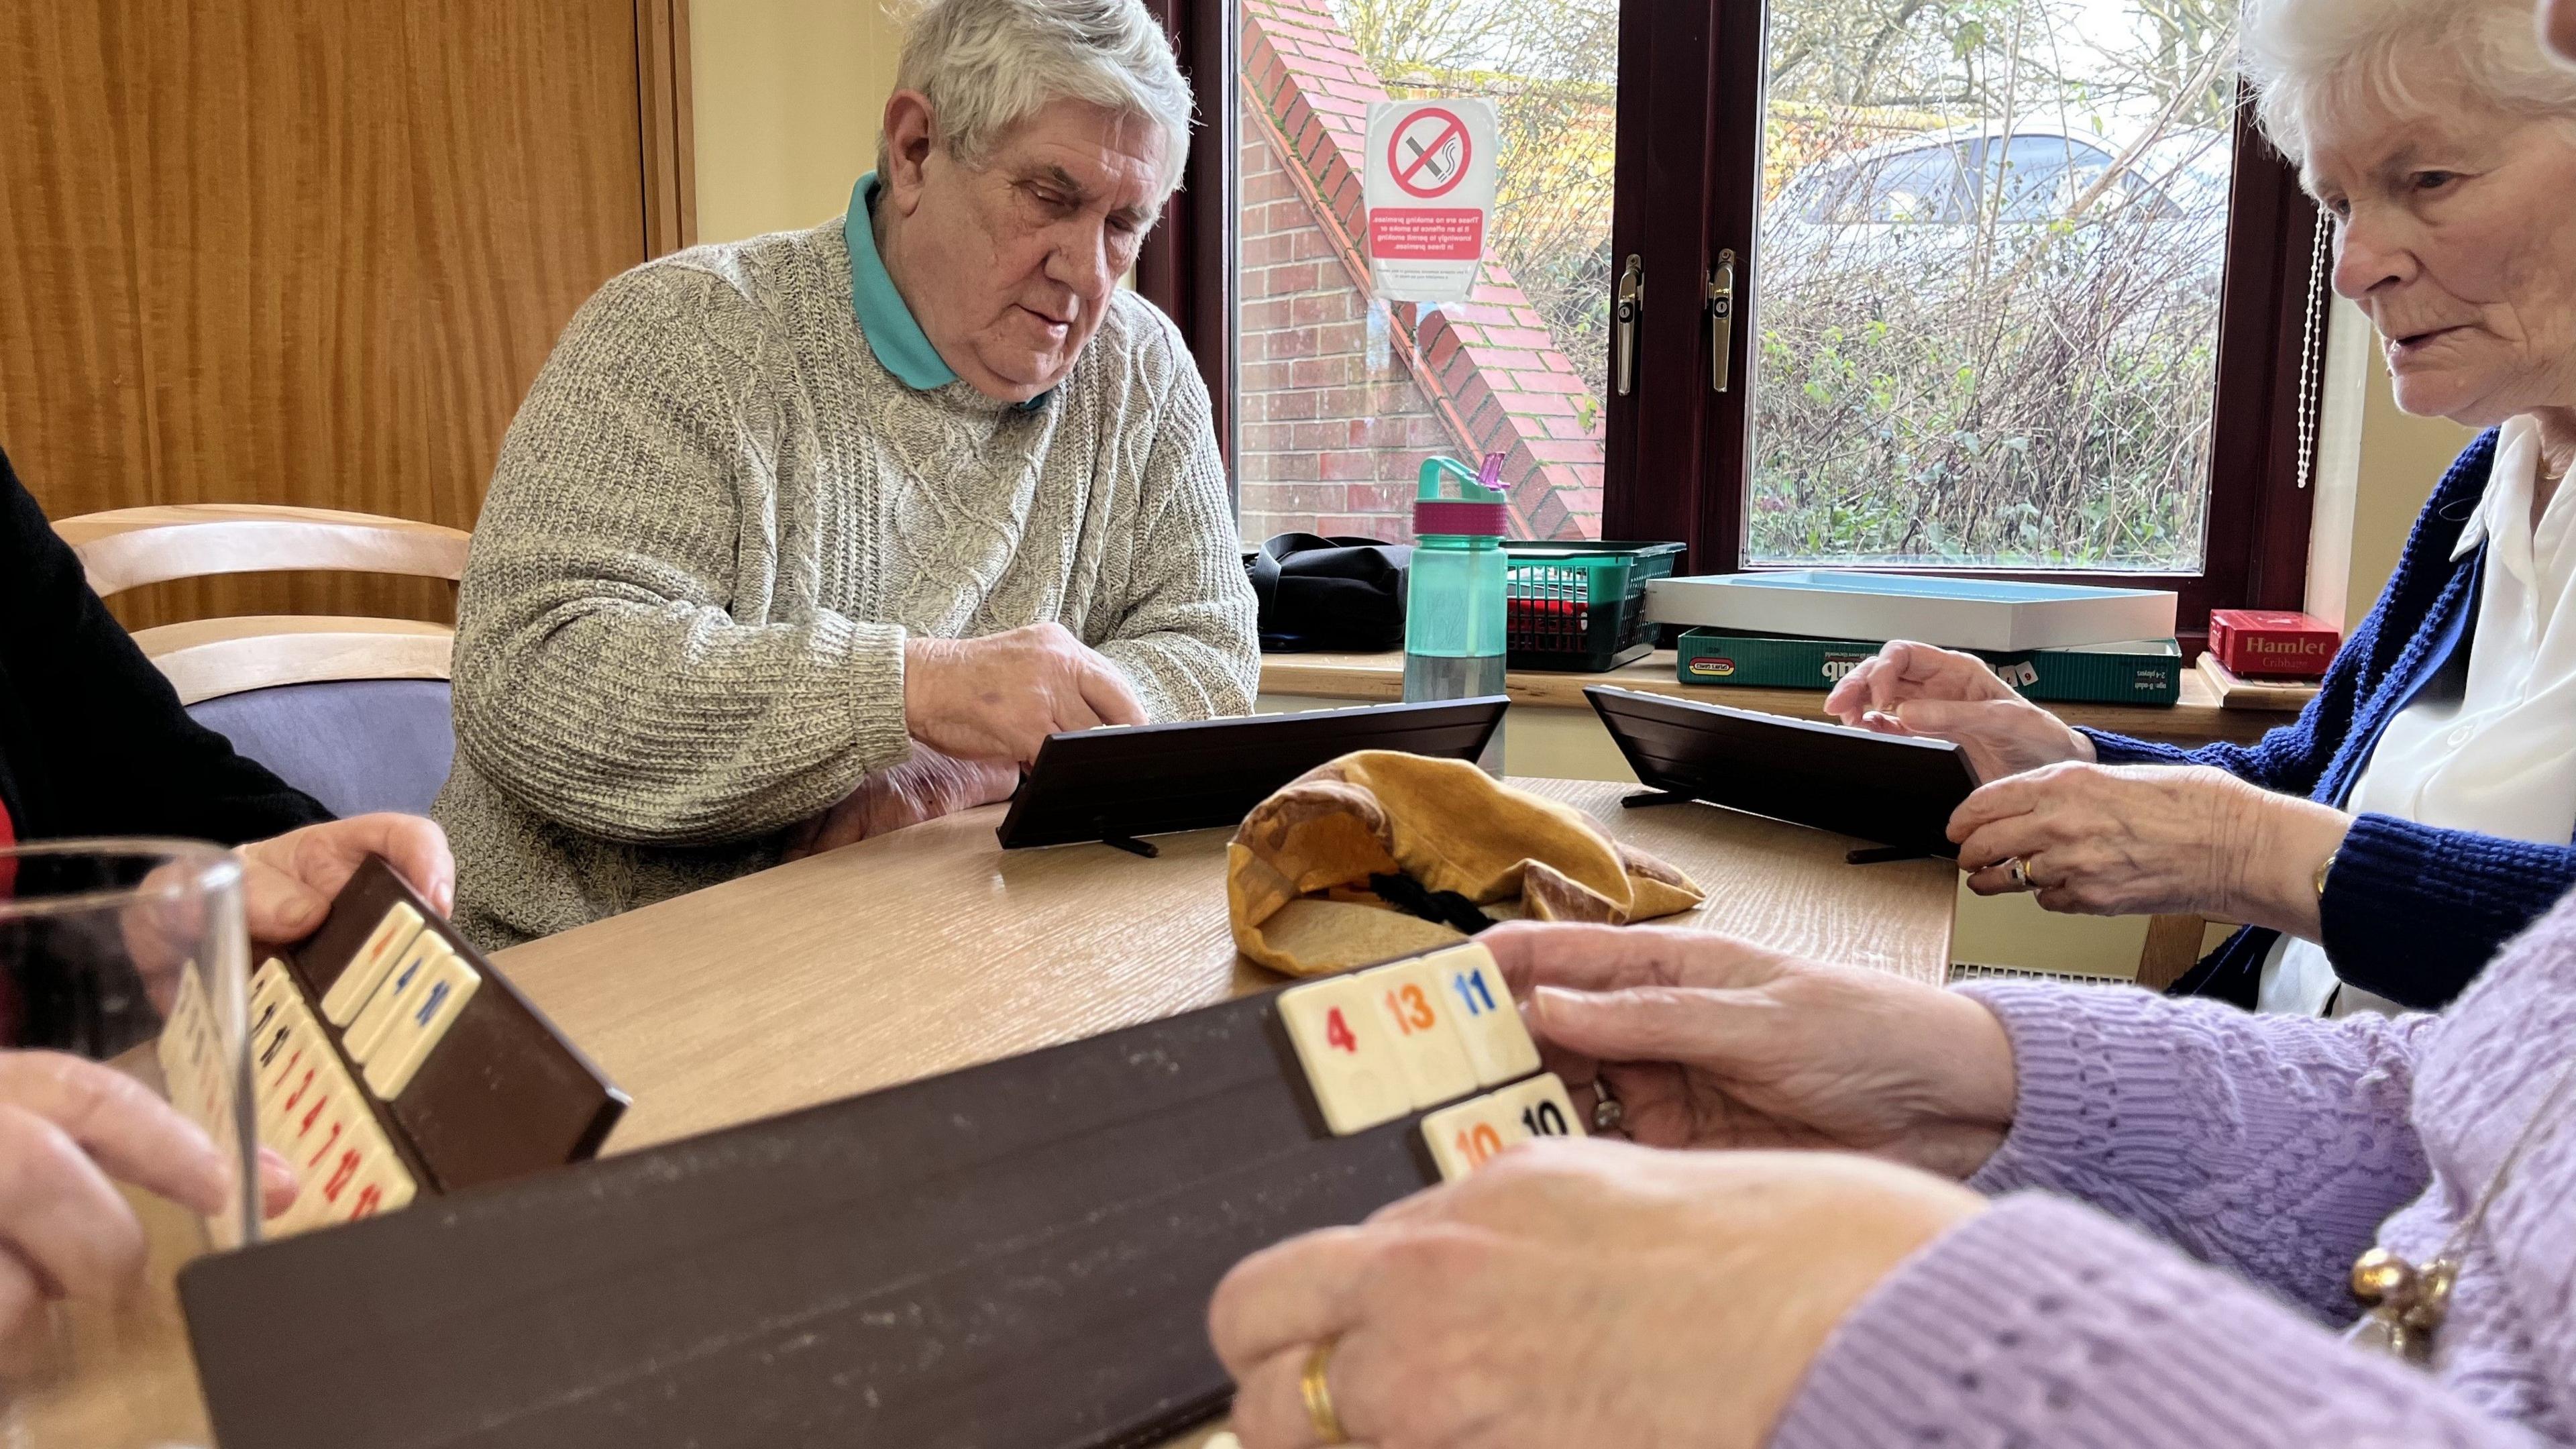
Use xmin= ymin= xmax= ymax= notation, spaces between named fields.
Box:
xmin=1149 ymin=0 xmax=2326 ymax=645
xmin=1137 ymin=0 xmax=1240 ymax=474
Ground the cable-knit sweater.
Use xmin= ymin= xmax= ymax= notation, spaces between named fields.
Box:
xmin=433 ymin=219 xmax=1259 ymax=949
xmin=1772 ymin=888 xmax=2576 ymax=1448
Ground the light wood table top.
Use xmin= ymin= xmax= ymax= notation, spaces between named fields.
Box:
xmin=29 ymin=779 xmax=1953 ymax=1446
xmin=1260 ymin=649 xmax=2298 ymax=747
xmin=498 ymin=777 xmax=1957 ymax=1153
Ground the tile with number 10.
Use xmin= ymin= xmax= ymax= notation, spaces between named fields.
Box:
xmin=1419 ymin=1072 xmax=1586 ymax=1182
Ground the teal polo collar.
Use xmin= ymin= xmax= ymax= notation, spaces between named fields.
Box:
xmin=845 ymin=172 xmax=959 ymax=390
xmin=845 ymin=173 xmax=1052 ymax=410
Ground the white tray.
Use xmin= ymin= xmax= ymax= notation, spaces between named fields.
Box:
xmin=1646 ymin=571 xmax=2178 ymax=653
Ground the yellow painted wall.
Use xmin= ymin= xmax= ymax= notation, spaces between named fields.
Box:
xmin=690 ymin=0 xmax=907 ymax=245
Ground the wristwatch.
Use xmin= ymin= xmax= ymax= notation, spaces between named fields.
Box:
xmin=2315 ymin=848 xmax=2341 ymax=900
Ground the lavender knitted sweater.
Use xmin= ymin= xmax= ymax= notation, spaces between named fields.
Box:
xmin=1770 ymin=890 xmax=2576 ymax=1448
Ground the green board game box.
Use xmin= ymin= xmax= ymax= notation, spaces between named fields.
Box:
xmin=1676 ymin=628 xmax=2183 ymax=707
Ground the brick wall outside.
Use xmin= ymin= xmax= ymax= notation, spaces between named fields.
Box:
xmin=1236 ymin=113 xmax=1453 ymax=544
xmin=1233 ymin=0 xmax=1607 ymax=546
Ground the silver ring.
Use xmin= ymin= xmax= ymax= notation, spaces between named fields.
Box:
xmin=1592 ymin=1091 xmax=1624 ymax=1133
xmin=2006 ymin=857 xmax=2029 ymax=890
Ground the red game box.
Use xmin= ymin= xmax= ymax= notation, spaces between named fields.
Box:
xmin=2208 ymin=609 xmax=2340 ymax=678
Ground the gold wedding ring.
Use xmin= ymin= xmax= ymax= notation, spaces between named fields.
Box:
xmin=2006 ymin=857 xmax=2030 ymax=891
xmin=1301 ymin=1338 xmax=1349 ymax=1445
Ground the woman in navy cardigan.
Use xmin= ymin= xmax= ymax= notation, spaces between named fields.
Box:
xmin=1827 ymin=46 xmax=2576 ymax=1013
xmin=1832 ymin=422 xmax=2564 ymax=1012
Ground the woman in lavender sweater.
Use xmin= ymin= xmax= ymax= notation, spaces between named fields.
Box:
xmin=1205 ymin=1 xmax=2576 ymax=1439
xmin=1211 ymin=902 xmax=2573 ymax=1448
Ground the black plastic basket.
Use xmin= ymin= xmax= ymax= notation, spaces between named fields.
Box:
xmin=1502 ymin=541 xmax=1686 ymax=672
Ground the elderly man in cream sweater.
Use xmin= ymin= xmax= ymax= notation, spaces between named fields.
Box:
xmin=435 ymin=0 xmax=1257 ymax=948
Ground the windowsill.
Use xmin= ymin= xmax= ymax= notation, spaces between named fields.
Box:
xmin=1257 ymin=649 xmax=2289 ymax=747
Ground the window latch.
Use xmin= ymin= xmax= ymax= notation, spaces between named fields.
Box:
xmin=1707 ymin=249 xmax=1737 ymax=394
xmin=1613 ymin=254 xmax=1644 ymax=396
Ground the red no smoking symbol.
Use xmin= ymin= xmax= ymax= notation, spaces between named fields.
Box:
xmin=1388 ymin=107 xmax=1471 ymax=199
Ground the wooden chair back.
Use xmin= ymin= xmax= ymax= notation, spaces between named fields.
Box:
xmin=54 ymin=504 xmax=470 ymax=704
xmin=54 ymin=502 xmax=472 ymax=815
xmin=2137 ymin=913 xmax=2222 ymax=991
xmin=125 ymin=616 xmax=458 ymax=708
xmin=53 ymin=503 xmax=469 ymax=599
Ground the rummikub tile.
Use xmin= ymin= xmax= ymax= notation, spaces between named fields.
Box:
xmin=1419 ymin=1090 xmax=1529 ymax=1181
xmin=1488 ymin=1073 xmax=1585 ymax=1142
xmin=1356 ymin=957 xmax=1479 ymax=1110
xmin=1420 ymin=944 xmax=1541 ymax=1085
xmin=323 ymin=902 xmax=425 ymax=1025
xmin=363 ymin=955 xmax=481 ymax=1101
xmin=344 ymin=934 xmax=449 ymax=1064
xmin=1276 ymin=976 xmax=1410 ymax=1136
xmin=343 ymin=1151 xmax=418 ymax=1221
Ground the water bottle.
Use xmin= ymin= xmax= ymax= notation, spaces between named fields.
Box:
xmin=1403 ymin=453 xmax=1509 ymax=774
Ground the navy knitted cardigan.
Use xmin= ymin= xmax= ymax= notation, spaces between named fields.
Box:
xmin=2087 ymin=429 xmax=2576 ymax=1011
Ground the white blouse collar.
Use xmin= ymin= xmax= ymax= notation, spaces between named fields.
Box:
xmin=2453 ymin=417 xmax=2547 ymax=563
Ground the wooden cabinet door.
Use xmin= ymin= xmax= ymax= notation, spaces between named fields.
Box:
xmin=0 ymin=0 xmax=691 ymax=628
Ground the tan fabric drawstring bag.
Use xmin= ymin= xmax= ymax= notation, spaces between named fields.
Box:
xmin=1228 ymin=751 xmax=1706 ymax=977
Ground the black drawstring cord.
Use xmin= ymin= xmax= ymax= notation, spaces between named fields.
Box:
xmin=1366 ymin=873 xmax=1496 ymax=936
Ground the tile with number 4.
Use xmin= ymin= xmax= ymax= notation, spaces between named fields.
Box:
xmin=1419 ymin=944 xmax=1540 ymax=1086
xmin=1277 ymin=975 xmax=1411 ymax=1136
xmin=1356 ymin=956 xmax=1480 ymax=1110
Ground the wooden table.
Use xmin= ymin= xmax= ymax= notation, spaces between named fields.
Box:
xmin=498 ymin=777 xmax=1956 ymax=1154
xmin=1260 ymin=649 xmax=2298 ymax=747
xmin=24 ymin=780 xmax=1954 ymax=1446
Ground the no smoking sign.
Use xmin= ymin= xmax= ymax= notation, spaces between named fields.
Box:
xmin=1363 ymin=98 xmax=1497 ymax=304
xmin=1389 ymin=107 xmax=1471 ymax=198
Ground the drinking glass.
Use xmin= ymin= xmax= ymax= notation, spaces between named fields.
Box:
xmin=0 ymin=840 xmax=257 ymax=1448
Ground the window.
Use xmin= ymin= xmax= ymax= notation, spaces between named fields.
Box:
xmin=1222 ymin=0 xmax=1619 ymax=545
xmin=1748 ymin=5 xmax=2248 ymax=574
xmin=1141 ymin=0 xmax=2323 ymax=632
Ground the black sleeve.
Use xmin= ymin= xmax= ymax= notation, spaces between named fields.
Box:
xmin=0 ymin=447 xmax=332 ymax=845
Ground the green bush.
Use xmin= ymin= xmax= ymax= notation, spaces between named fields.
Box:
xmin=1747 ymin=215 xmax=2220 ymax=570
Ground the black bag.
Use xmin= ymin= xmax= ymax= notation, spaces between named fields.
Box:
xmin=1244 ymin=533 xmax=1411 ymax=653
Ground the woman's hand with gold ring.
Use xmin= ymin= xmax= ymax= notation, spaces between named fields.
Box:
xmin=1299 ymin=1338 xmax=1348 ymax=1444
xmin=1209 ymin=1140 xmax=1984 ymax=1449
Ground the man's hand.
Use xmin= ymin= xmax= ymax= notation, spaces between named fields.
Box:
xmin=237 ymin=815 xmax=454 ymax=949
xmin=784 ymin=749 xmax=1022 ymax=860
xmin=902 ymin=625 xmax=1146 ymax=765
xmin=0 ymin=1053 xmax=295 ymax=1361
xmin=1823 ymin=641 xmax=2095 ymax=780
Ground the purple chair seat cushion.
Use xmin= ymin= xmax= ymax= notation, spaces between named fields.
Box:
xmin=187 ymin=679 xmax=455 ymax=820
